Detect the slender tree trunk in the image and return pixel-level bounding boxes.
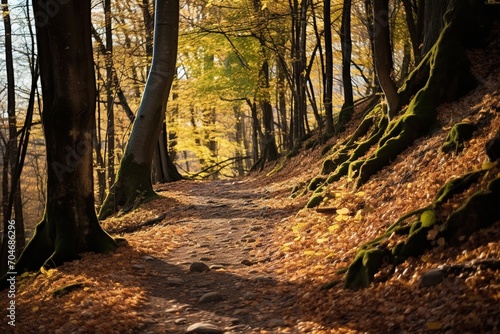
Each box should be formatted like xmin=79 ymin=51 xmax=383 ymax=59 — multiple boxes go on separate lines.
xmin=401 ymin=0 xmax=423 ymax=62
xmin=289 ymin=0 xmax=308 ymax=147
xmin=277 ymin=54 xmax=288 ymax=148
xmin=323 ymin=0 xmax=334 ymax=136
xmin=105 ymin=0 xmax=115 ymax=188
xmin=233 ymin=106 xmax=245 ymax=176
xmin=0 ymin=0 xmax=25 ymax=277
xmin=99 ymin=0 xmax=180 ymax=219
xmin=372 ymin=0 xmax=400 ymax=119
xmin=338 ymin=0 xmax=355 ymax=129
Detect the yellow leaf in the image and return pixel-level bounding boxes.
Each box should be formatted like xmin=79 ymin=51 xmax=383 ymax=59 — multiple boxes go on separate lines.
xmin=32 ymin=306 xmax=39 ymax=312
xmin=316 ymin=238 xmax=328 ymax=244
xmin=303 ymin=250 xmax=315 ymax=256
xmin=328 ymin=225 xmax=339 ymax=233
xmin=335 ymin=215 xmax=346 ymax=222
xmin=482 ymin=161 xmax=494 ymax=170
xmin=426 ymin=321 xmax=443 ymax=330
xmin=336 ymin=207 xmax=349 ymax=215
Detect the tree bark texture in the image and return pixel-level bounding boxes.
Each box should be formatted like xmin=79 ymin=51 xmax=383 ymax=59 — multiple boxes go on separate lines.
xmin=11 ymin=0 xmax=117 ymax=275
xmin=99 ymin=0 xmax=180 ymax=219
xmin=372 ymin=0 xmax=400 ymax=119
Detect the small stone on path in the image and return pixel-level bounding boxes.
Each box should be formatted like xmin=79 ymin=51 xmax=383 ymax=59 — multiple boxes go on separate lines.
xmin=420 ymin=269 xmax=446 ymax=287
xmin=175 ymin=318 xmax=188 ymax=325
xmin=190 ymin=262 xmax=210 ymax=272
xmin=267 ymin=318 xmax=286 ymax=328
xmin=243 ymin=291 xmax=256 ymax=300
xmin=241 ymin=259 xmax=254 ymax=266
xmin=209 ymin=264 xmax=225 ymax=270
xmin=198 ymin=291 xmax=224 ymax=304
xmin=166 ymin=278 xmax=185 ymax=286
xmin=186 ymin=322 xmax=224 ymax=333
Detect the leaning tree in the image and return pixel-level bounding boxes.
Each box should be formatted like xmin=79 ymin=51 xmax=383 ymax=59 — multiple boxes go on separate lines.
xmin=1 ymin=0 xmax=118 ymax=283
xmin=99 ymin=0 xmax=180 ymax=219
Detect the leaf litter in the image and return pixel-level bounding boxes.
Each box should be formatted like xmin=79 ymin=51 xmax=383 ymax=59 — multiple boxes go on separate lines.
xmin=2 ymin=26 xmax=500 ymax=334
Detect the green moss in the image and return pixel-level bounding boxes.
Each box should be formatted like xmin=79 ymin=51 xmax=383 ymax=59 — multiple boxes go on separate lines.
xmin=305 ymin=138 xmax=317 ymax=150
xmin=266 ymin=162 xmax=285 ymax=176
xmin=99 ymin=154 xmax=158 ymax=219
xmin=286 ymin=143 xmax=301 ymax=159
xmin=321 ymin=144 xmax=333 ymax=156
xmin=434 ymin=170 xmax=484 ymax=206
xmin=444 ymin=189 xmax=500 ymax=245
xmin=51 ymin=283 xmax=84 ymax=298
xmin=306 ymin=194 xmax=324 ymax=208
xmin=395 ymin=210 xmax=436 ymax=259
xmin=322 ymin=159 xmax=336 ymax=174
xmin=442 ymin=121 xmax=477 ymax=153
xmin=344 ymin=248 xmax=385 ymax=289
xmin=308 ymin=177 xmax=326 ymax=191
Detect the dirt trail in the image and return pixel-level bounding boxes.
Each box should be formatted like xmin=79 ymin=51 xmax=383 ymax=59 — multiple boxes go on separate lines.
xmin=134 ymin=178 xmax=305 ymax=333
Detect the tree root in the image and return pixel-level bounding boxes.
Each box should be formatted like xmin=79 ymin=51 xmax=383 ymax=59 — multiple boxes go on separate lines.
xmin=343 ymin=170 xmax=498 ymax=290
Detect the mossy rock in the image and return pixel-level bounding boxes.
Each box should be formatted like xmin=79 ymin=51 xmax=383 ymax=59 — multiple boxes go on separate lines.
xmin=321 ymin=144 xmax=333 ymax=156
xmin=308 ymin=177 xmax=326 ymax=191
xmin=306 ymin=194 xmax=324 ymax=208
xmin=394 ymin=210 xmax=436 ymax=260
xmin=305 ymin=138 xmax=317 ymax=150
xmin=344 ymin=248 xmax=385 ymax=289
xmin=444 ymin=188 xmax=500 ymax=245
xmin=322 ymin=159 xmax=336 ymax=174
xmin=442 ymin=121 xmax=477 ymax=153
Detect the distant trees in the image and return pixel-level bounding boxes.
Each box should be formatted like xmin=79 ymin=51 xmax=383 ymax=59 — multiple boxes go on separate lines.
xmin=0 ymin=0 xmax=25 ymax=276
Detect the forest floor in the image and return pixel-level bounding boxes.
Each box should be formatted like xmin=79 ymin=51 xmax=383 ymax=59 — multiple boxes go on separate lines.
xmin=2 ymin=21 xmax=500 ymax=334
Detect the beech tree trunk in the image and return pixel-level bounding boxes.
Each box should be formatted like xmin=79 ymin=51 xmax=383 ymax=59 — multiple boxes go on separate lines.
xmin=99 ymin=0 xmax=180 ymax=219
xmin=372 ymin=0 xmax=400 ymax=119
xmin=338 ymin=0 xmax=354 ymax=129
xmin=323 ymin=0 xmax=334 ymax=136
xmin=8 ymin=0 xmax=118 ymax=277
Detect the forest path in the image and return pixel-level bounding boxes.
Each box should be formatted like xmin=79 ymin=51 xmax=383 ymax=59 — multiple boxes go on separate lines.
xmin=133 ymin=178 xmax=306 ymax=333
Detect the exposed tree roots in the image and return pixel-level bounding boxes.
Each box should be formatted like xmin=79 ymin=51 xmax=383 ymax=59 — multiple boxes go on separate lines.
xmin=343 ymin=169 xmax=500 ymax=289
xmin=305 ymin=14 xmax=474 ymax=209
xmin=99 ymin=154 xmax=160 ymax=220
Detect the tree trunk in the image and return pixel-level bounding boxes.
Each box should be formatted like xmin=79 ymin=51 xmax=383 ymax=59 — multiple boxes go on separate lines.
xmin=152 ymin=122 xmax=183 ymax=183
xmin=0 ymin=0 xmax=25 ymax=277
xmin=289 ymin=0 xmax=308 ymax=147
xmin=105 ymin=0 xmax=116 ymax=188
xmin=338 ymin=0 xmax=355 ymax=130
xmin=401 ymin=0 xmax=424 ymax=63
xmin=422 ymin=0 xmax=448 ymax=54
xmin=323 ymin=0 xmax=334 ymax=136
xmin=372 ymin=0 xmax=400 ymax=119
xmin=9 ymin=0 xmax=118 ymax=276
xmin=99 ymin=0 xmax=180 ymax=219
